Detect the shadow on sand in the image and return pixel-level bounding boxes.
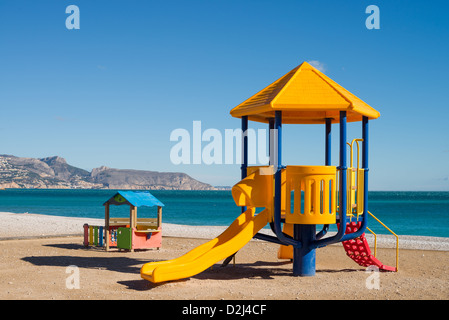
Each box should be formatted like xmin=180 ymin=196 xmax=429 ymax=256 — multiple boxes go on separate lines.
xmin=22 ymin=242 xmax=361 ymax=292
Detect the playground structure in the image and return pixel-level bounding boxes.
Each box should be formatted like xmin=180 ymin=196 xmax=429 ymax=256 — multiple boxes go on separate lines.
xmin=140 ymin=61 xmax=398 ymax=283
xmin=84 ymin=191 xmax=164 ymax=252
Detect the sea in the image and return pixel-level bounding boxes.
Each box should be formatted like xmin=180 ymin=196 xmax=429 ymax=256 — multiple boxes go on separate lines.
xmin=0 ymin=189 xmax=448 ymax=238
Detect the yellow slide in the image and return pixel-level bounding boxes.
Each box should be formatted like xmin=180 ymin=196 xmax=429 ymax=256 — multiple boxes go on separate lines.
xmin=140 ymin=168 xmax=273 ymax=283
xmin=140 ymin=208 xmax=270 ymax=283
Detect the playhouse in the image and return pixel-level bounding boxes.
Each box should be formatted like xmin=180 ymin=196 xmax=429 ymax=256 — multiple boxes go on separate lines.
xmin=84 ymin=191 xmax=164 ymax=252
xmin=140 ymin=61 xmax=398 ymax=283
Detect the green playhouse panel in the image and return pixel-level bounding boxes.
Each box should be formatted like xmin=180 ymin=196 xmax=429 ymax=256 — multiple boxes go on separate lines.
xmin=117 ymin=227 xmax=132 ymax=250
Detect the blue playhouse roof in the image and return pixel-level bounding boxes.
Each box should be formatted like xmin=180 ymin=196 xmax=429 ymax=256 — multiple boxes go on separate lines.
xmin=104 ymin=190 xmax=164 ymax=207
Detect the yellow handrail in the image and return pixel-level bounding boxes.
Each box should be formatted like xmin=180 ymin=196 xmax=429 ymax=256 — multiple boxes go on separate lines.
xmin=347 ymin=139 xmax=363 ymax=169
xmin=366 ymin=227 xmax=377 ymax=257
xmin=367 ymin=211 xmax=399 ymax=271
xmin=346 ymin=139 xmax=364 ymax=219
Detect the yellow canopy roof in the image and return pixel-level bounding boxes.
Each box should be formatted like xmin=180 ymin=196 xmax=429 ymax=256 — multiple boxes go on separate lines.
xmin=230 ymin=61 xmax=380 ymax=124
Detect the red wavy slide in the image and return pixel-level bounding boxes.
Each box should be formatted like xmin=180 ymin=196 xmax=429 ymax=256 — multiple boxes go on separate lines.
xmin=341 ymin=221 xmax=396 ymax=272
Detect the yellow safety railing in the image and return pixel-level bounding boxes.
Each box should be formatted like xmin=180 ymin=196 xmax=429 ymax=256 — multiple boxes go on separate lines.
xmin=347 ymin=139 xmax=364 ymax=219
xmin=336 ymin=139 xmax=365 ymax=220
xmin=366 ymin=211 xmax=399 ymax=271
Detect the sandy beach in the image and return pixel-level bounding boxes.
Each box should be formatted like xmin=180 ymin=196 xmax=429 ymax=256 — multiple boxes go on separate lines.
xmin=0 ymin=212 xmax=448 ymax=300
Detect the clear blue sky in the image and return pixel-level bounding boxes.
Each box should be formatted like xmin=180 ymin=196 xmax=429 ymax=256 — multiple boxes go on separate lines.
xmin=0 ymin=0 xmax=448 ymax=190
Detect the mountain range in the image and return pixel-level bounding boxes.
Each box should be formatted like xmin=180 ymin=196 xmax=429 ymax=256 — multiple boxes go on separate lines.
xmin=0 ymin=155 xmax=215 ymax=190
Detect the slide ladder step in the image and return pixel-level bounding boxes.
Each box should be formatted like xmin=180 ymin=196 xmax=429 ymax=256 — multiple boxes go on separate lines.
xmin=341 ymin=221 xmax=396 ymax=272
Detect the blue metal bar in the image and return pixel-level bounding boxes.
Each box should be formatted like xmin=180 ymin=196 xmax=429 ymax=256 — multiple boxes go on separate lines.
xmin=310 ymin=111 xmax=348 ymax=249
xmin=241 ymin=116 xmax=248 ymax=214
xmin=254 ymin=120 xmax=278 ymax=246
xmin=315 ymin=224 xmax=329 ymax=240
xmin=272 ymin=111 xmax=300 ymax=247
xmin=241 ymin=116 xmax=248 ymax=180
xmin=340 ymin=116 xmax=369 ymax=241
xmin=268 ymin=118 xmax=274 ymax=165
xmin=325 ymin=118 xmax=332 ymax=166
xmin=363 ymin=116 xmax=369 ymax=216
xmin=253 ymin=232 xmax=285 ymax=245
xmin=317 ymin=118 xmax=332 ymax=240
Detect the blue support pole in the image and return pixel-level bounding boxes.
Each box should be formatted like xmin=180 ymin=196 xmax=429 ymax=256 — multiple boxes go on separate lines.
xmin=241 ymin=116 xmax=248 ymax=180
xmin=339 ymin=111 xmax=348 ymax=228
xmin=293 ymin=224 xmax=316 ymax=276
xmin=341 ymin=116 xmax=369 ymax=241
xmin=265 ymin=118 xmax=277 ymax=236
xmin=325 ymin=118 xmax=332 ymax=166
xmin=310 ymin=111 xmax=348 ymax=249
xmin=268 ymin=118 xmax=274 ymax=165
xmin=241 ymin=116 xmax=248 ymax=213
xmin=316 ymin=118 xmax=332 ymax=240
xmin=362 ymin=116 xmax=369 ymax=218
xmin=272 ymin=111 xmax=299 ymax=247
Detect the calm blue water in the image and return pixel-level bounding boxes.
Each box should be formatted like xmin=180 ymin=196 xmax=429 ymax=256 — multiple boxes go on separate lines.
xmin=0 ymin=189 xmax=448 ymax=238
